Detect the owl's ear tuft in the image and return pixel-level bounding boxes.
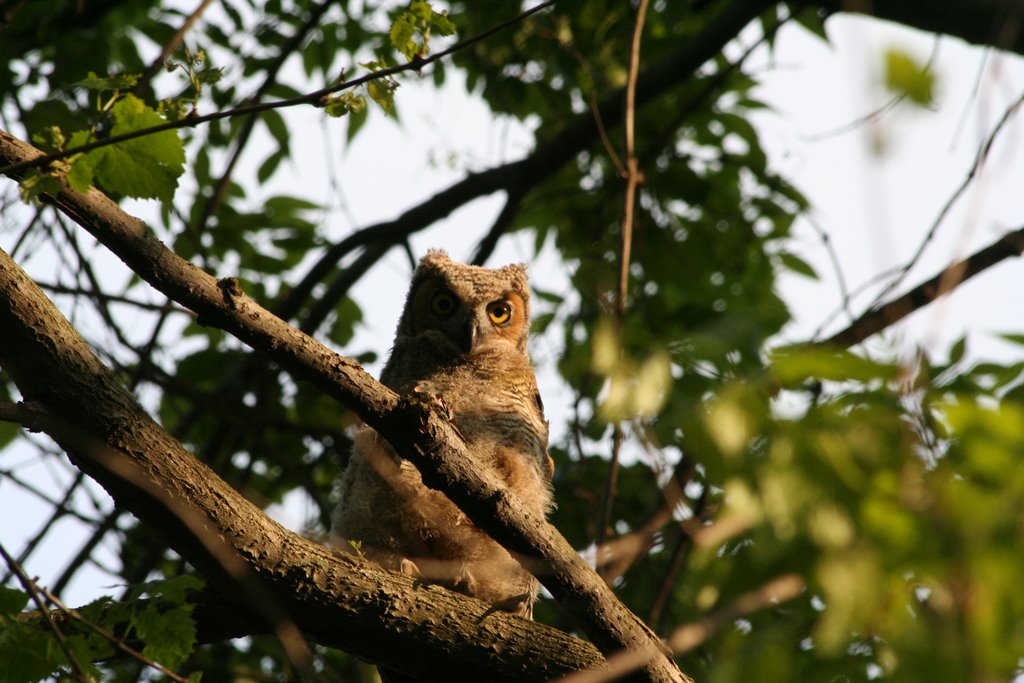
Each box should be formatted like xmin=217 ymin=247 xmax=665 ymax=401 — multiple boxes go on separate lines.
xmin=420 ymin=249 xmax=452 ymax=269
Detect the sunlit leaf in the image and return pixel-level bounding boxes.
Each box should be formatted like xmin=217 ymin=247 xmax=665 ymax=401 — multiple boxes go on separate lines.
xmin=80 ymin=94 xmax=185 ymax=201
xmin=884 ymin=47 xmax=934 ymax=107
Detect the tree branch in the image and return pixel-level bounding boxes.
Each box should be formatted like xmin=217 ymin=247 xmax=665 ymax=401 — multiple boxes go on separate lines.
xmin=822 ymin=0 xmax=1024 ymax=58
xmin=817 ymin=225 xmax=1024 ymax=349
xmin=281 ymin=0 xmax=777 ymax=332
xmin=0 ymin=128 xmax=688 ymax=681
xmin=0 ymin=0 xmax=558 ymax=178
xmin=0 ymin=244 xmax=602 ymax=682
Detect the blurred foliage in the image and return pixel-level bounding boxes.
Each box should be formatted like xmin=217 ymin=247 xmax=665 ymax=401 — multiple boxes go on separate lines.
xmin=884 ymin=47 xmax=935 ymax=107
xmin=1 ymin=1 xmax=1023 ymax=682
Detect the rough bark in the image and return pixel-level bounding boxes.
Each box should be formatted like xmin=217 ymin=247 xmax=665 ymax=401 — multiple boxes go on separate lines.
xmin=0 ymin=128 xmax=687 ymax=681
xmin=0 ymin=244 xmax=604 ymax=681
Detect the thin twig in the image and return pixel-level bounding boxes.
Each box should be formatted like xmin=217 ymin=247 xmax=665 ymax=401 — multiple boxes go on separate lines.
xmin=134 ymin=0 xmax=216 ymax=94
xmin=647 ymin=476 xmax=707 ymax=629
xmin=597 ymin=0 xmax=650 ymax=561
xmin=590 ymin=89 xmax=626 ymax=177
xmin=819 ymin=224 xmax=1024 ymax=348
xmin=470 ymin=187 xmax=526 ymax=265
xmin=0 ymin=543 xmax=91 ymax=683
xmin=189 ymin=0 xmax=336 ymax=242
xmin=667 ymin=573 xmax=805 ymax=653
xmin=0 ymin=0 xmax=559 ymax=178
xmin=865 ymin=89 xmax=1024 ymax=310
xmin=801 ymin=37 xmax=941 ymax=143
xmin=36 ymin=585 xmax=194 ymax=683
xmin=557 ymin=573 xmax=805 ymax=683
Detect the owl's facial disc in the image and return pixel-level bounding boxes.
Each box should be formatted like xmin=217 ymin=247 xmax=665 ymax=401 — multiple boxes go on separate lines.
xmin=459 ymin=294 xmax=523 ymax=355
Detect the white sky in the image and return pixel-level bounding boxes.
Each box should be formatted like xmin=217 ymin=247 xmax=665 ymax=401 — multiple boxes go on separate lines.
xmin=2 ymin=11 xmax=1024 ymax=607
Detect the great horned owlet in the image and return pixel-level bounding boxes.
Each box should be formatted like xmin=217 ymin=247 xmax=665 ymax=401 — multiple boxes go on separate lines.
xmin=331 ymin=249 xmax=555 ymax=623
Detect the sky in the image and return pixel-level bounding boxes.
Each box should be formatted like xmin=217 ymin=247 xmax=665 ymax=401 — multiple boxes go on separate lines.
xmin=754 ymin=15 xmax=1024 ymax=361
xmin=2 ymin=9 xmax=1024 ymax=608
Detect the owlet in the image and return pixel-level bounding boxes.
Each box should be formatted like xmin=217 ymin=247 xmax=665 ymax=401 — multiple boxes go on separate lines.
xmin=332 ymin=249 xmax=555 ymax=621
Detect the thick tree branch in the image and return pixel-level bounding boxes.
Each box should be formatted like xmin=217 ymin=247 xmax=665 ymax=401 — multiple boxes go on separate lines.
xmin=0 ymin=128 xmax=688 ymax=681
xmin=818 ymin=225 xmax=1024 ymax=349
xmin=823 ymin=0 xmax=1024 ymax=58
xmin=0 ymin=244 xmax=602 ymax=681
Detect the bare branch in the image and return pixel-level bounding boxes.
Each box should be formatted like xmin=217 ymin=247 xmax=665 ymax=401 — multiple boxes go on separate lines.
xmin=818 ymin=225 xmax=1024 ymax=348
xmin=134 ymin=0 xmax=216 ymax=95
xmin=0 ymin=542 xmax=91 ymax=683
xmin=558 ymin=574 xmax=806 ymax=683
xmin=865 ymin=89 xmax=1024 ymax=310
xmin=597 ymin=0 xmax=651 ymax=564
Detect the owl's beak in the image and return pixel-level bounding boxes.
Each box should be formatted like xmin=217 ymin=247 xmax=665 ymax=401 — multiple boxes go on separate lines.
xmin=459 ymin=319 xmax=479 ymax=355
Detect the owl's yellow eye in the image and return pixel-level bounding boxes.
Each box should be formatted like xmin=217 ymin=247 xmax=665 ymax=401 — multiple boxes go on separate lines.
xmin=487 ymin=300 xmax=512 ymax=326
xmin=430 ymin=289 xmax=458 ymax=317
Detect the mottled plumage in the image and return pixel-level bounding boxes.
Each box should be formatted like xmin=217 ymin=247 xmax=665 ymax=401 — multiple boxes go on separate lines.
xmin=332 ymin=249 xmax=554 ymax=620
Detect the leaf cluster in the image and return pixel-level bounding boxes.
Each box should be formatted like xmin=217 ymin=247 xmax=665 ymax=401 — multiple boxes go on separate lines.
xmin=0 ymin=577 xmax=202 ymax=683
xmin=2 ymin=1 xmax=1024 ymax=682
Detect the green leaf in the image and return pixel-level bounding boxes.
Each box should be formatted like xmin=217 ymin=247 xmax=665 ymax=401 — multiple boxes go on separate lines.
xmin=389 ymin=1 xmax=456 ymax=61
xmin=367 ymin=80 xmax=397 ymax=115
xmin=75 ymin=71 xmax=139 ymax=92
xmin=262 ymin=108 xmax=290 ymax=151
xmin=17 ymin=168 xmax=62 ymax=204
xmin=81 ymin=94 xmax=185 ymax=201
xmin=429 ymin=8 xmax=456 ymax=36
xmin=324 ymin=92 xmax=367 ymax=118
xmin=0 ymin=383 xmax=19 ymax=453
xmin=884 ymin=48 xmax=934 ymax=107
xmin=257 ymin=150 xmax=285 ymax=183
xmin=772 ymin=347 xmax=899 ymax=385
xmin=390 ymin=13 xmax=418 ymax=60
xmin=346 ymin=105 xmax=369 ymax=142
xmin=0 ymin=420 xmax=18 ymax=453
xmin=136 ymin=603 xmax=197 ymax=669
xmin=777 ymin=251 xmax=818 ymax=280
xmin=793 ymin=5 xmax=829 ymax=44
xmin=0 ymin=586 xmax=29 ymax=616
xmin=998 ymin=332 xmax=1024 ymax=347
xmin=327 ymin=297 xmax=363 ymax=347
xmin=30 ymin=126 xmax=65 ymax=152
xmin=0 ymin=621 xmax=64 ymax=683
xmin=948 ymin=335 xmax=967 ymax=365
xmin=264 ymin=195 xmax=320 ymax=213
xmin=126 ymin=574 xmax=204 ymax=603
xmin=65 ymin=153 xmax=96 ymax=192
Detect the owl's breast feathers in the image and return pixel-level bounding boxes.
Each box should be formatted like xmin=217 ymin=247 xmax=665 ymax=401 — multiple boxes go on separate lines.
xmin=334 ymin=250 xmax=553 ymax=631
xmin=417 ymin=354 xmax=553 ymax=487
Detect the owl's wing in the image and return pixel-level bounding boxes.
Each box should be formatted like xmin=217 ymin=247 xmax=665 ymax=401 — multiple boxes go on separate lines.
xmin=533 ymin=390 xmax=555 ymax=480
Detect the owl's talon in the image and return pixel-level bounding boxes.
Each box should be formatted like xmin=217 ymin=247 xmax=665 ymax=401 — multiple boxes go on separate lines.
xmin=454 ymin=566 xmax=479 ymax=595
xmin=491 ymin=591 xmax=534 ymax=618
xmin=399 ymin=558 xmax=423 ymax=579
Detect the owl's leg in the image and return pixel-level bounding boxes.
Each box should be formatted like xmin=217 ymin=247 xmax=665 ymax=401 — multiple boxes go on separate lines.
xmin=452 ymin=564 xmax=479 ymax=596
xmin=491 ymin=591 xmax=534 ymax=619
xmin=399 ymin=557 xmax=423 ymax=579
